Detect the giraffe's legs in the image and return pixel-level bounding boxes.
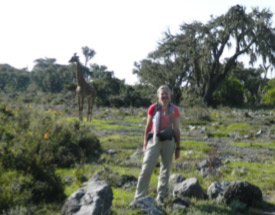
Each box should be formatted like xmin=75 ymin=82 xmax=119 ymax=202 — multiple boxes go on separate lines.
xmin=78 ymin=94 xmax=84 ymax=121
xmin=87 ymin=96 xmax=94 ymax=121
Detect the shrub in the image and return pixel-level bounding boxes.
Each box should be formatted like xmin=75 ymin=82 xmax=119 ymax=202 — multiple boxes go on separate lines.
xmin=213 ymin=76 xmax=245 ymax=107
xmin=0 ymin=105 xmax=102 ymax=210
xmin=262 ymin=88 xmax=275 ymax=106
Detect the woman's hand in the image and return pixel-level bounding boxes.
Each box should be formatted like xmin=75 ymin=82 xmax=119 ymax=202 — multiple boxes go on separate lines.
xmin=143 ymin=140 xmax=148 ymax=152
xmin=175 ymin=148 xmax=180 ymax=159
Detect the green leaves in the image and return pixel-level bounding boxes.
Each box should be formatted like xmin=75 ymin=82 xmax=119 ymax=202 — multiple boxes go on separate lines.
xmin=135 ymin=5 xmax=275 ymax=106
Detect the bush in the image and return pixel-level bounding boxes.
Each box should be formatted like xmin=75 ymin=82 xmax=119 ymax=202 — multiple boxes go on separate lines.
xmin=0 ymin=105 xmax=102 ymax=210
xmin=262 ymin=88 xmax=275 ymax=106
xmin=213 ymin=76 xmax=245 ymax=107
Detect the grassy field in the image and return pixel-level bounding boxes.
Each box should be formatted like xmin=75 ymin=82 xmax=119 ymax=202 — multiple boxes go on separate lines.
xmin=60 ymin=106 xmax=275 ymax=215
xmin=1 ymin=105 xmax=275 ymax=215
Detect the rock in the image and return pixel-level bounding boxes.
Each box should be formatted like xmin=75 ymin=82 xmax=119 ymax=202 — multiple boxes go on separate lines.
xmin=200 ymin=127 xmax=206 ymax=133
xmin=120 ymin=174 xmax=137 ymax=189
xmin=93 ymin=167 xmax=137 ymax=189
xmin=174 ymin=161 xmax=193 ymax=171
xmin=170 ymin=198 xmax=189 ymax=211
xmin=207 ymin=181 xmax=230 ymax=201
xmin=129 ymin=196 xmax=165 ymax=215
xmin=200 ymin=168 xmax=209 ymax=178
xmin=197 ymin=159 xmax=208 ymax=169
xmin=223 ymin=181 xmax=263 ymax=208
xmin=64 ymin=176 xmax=75 ymax=185
xmin=197 ymin=158 xmax=222 ymax=178
xmin=169 ymin=174 xmax=185 ymax=185
xmin=173 ymin=178 xmax=206 ymax=200
xmin=255 ymin=129 xmax=262 ymax=138
xmin=62 ymin=178 xmax=113 ymax=215
xmin=124 ymin=148 xmax=143 ymax=167
xmin=188 ymin=125 xmax=196 ymax=131
xmin=203 ymin=135 xmax=209 ymax=141
xmin=184 ymin=150 xmax=194 ymax=156
xmin=106 ymin=149 xmax=117 ymax=155
xmin=231 ymin=167 xmax=248 ymax=176
xmin=169 ymin=174 xmax=185 ymax=193
xmin=243 ymin=134 xmax=251 ymax=139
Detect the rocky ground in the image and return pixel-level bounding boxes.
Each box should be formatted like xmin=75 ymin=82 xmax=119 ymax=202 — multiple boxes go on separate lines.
xmin=91 ymin=107 xmax=275 ymax=214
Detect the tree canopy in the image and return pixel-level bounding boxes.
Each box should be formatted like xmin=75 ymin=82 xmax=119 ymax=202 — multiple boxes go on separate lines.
xmin=134 ymin=5 xmax=275 ymax=105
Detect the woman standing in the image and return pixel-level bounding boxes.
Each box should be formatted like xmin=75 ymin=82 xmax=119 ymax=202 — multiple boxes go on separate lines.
xmin=133 ymin=85 xmax=181 ymax=206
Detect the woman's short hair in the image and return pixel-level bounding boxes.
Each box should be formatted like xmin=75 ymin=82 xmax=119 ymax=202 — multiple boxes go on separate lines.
xmin=157 ymin=85 xmax=171 ymax=96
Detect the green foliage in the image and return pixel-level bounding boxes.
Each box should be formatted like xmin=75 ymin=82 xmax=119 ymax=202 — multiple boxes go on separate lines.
xmin=231 ymin=141 xmax=275 ymax=149
xmin=225 ymin=123 xmax=251 ymax=132
xmin=92 ymin=76 xmax=124 ymax=106
xmin=135 ymin=5 xmax=275 ymax=106
xmin=82 ymin=46 xmax=96 ymax=66
xmin=213 ymin=76 xmax=245 ymax=107
xmin=109 ymin=85 xmax=151 ymax=108
xmin=31 ymin=58 xmax=74 ymax=93
xmin=221 ymin=161 xmax=275 ymax=191
xmin=0 ymin=105 xmax=102 ymax=211
xmin=263 ymin=78 xmax=275 ymax=91
xmin=262 ymin=88 xmax=275 ymax=106
xmin=232 ymin=65 xmax=267 ymax=105
xmin=182 ymin=141 xmax=212 ymax=154
xmin=92 ymin=76 xmax=151 ymax=107
xmin=0 ymin=64 xmax=31 ymax=92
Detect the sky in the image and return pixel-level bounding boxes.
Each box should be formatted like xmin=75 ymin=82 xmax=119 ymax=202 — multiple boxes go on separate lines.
xmin=0 ymin=0 xmax=274 ymax=85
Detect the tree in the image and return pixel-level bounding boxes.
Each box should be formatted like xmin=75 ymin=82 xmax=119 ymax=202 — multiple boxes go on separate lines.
xmin=133 ymin=54 xmax=187 ymax=104
xmin=134 ymin=5 xmax=275 ymax=106
xmin=32 ymin=58 xmax=74 ymax=93
xmin=0 ymin=64 xmax=30 ymax=92
xmin=92 ymin=75 xmax=123 ymax=106
xmin=212 ymin=76 xmax=245 ymax=107
xmin=232 ymin=64 xmax=268 ymax=105
xmin=82 ymin=46 xmax=96 ymax=67
xmin=261 ymin=78 xmax=275 ymax=106
xmin=89 ymin=63 xmax=114 ymax=80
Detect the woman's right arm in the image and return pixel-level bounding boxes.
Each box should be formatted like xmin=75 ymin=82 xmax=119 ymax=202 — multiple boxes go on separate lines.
xmin=143 ymin=114 xmax=153 ymax=152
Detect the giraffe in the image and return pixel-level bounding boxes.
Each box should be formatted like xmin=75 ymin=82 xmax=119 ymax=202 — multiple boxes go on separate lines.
xmin=69 ymin=53 xmax=96 ymax=121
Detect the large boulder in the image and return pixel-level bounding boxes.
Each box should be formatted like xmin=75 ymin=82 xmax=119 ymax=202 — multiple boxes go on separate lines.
xmin=62 ymin=178 xmax=113 ymax=215
xmin=173 ymin=178 xmax=206 ymax=200
xmin=223 ymin=181 xmax=263 ymax=208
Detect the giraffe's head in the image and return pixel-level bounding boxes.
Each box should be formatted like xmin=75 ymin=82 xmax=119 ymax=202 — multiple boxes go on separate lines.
xmin=69 ymin=53 xmax=79 ymax=63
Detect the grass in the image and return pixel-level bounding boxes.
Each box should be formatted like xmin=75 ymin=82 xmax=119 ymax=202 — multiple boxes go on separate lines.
xmin=225 ymin=123 xmax=251 ymax=132
xmin=100 ymin=134 xmax=143 ymax=150
xmin=112 ymin=188 xmax=135 ymax=212
xmin=224 ymin=162 xmax=275 ymax=191
xmin=230 ymin=141 xmax=275 ymax=149
xmin=182 ymin=141 xmax=212 ymax=155
xmin=2 ymin=106 xmax=275 ymax=215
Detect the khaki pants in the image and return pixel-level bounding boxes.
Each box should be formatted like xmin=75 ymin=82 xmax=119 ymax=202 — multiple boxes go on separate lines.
xmin=134 ymin=137 xmax=176 ymax=200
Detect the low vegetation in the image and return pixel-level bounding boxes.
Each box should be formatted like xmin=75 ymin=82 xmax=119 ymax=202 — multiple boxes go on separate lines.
xmin=0 ymin=103 xmax=274 ymax=215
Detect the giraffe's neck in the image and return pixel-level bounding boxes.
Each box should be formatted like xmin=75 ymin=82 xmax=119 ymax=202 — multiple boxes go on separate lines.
xmin=76 ymin=62 xmax=86 ymax=85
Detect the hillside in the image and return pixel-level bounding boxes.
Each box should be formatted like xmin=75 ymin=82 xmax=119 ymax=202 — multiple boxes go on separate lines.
xmin=0 ymin=105 xmax=275 ymax=215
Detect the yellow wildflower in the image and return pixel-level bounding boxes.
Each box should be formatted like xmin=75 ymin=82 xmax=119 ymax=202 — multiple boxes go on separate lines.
xmin=44 ymin=133 xmax=49 ymax=140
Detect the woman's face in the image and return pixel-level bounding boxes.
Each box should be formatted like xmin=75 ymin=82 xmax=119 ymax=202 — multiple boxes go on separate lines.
xmin=158 ymin=89 xmax=170 ymax=105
